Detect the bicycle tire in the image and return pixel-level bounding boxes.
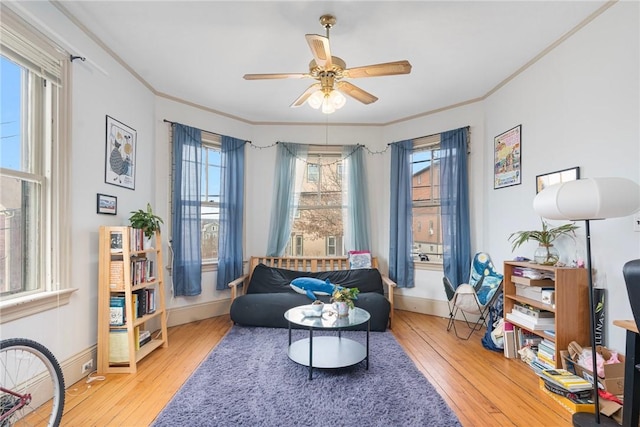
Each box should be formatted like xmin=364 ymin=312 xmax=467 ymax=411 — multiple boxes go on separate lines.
xmin=0 ymin=338 xmax=65 ymax=427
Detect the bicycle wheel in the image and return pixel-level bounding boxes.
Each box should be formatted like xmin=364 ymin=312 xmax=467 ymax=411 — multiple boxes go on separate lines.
xmin=0 ymin=338 xmax=65 ymax=427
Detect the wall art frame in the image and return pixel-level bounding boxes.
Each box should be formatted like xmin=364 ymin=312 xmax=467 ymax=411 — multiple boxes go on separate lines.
xmin=536 ymin=166 xmax=580 ymax=194
xmin=105 ymin=115 xmax=136 ymax=190
xmin=494 ymin=124 xmax=522 ymax=189
xmin=97 ymin=193 xmax=117 ymax=215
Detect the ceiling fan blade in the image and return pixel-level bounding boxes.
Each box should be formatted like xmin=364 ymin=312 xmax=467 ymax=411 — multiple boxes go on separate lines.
xmin=290 ymin=83 xmax=321 ymax=107
xmin=305 ymin=34 xmax=332 ymax=69
xmin=243 ymin=73 xmax=308 ymax=80
xmin=336 ymin=81 xmax=378 ymax=105
xmin=343 ymin=60 xmax=412 ymax=78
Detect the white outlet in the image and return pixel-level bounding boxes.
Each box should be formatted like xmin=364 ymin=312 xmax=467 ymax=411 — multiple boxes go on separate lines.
xmin=81 ymin=360 xmax=93 ymax=374
xmin=634 ymin=213 xmax=640 ymax=232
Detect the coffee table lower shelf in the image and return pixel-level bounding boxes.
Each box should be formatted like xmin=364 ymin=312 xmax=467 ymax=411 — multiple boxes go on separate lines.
xmin=288 ymin=336 xmax=367 ymax=371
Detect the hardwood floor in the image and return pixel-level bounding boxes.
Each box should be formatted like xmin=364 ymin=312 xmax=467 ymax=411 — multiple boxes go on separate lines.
xmin=61 ymin=311 xmax=573 ymax=426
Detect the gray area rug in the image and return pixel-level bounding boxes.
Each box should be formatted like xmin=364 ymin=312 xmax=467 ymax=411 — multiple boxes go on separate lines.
xmin=152 ymin=326 xmax=461 ymax=427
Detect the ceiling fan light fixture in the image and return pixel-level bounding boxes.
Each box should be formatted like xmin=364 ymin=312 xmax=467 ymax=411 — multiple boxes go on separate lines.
xmin=308 ymin=90 xmax=325 ymax=109
xmin=328 ymin=90 xmax=346 ymax=109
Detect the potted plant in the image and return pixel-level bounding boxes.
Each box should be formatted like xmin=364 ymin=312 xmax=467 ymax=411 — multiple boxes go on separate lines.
xmin=508 ymin=219 xmax=579 ymax=265
xmin=331 ymin=287 xmax=360 ymax=317
xmin=129 ymin=203 xmax=164 ymax=244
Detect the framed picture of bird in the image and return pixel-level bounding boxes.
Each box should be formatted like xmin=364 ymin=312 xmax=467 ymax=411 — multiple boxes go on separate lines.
xmin=105 ymin=115 xmax=136 ymax=190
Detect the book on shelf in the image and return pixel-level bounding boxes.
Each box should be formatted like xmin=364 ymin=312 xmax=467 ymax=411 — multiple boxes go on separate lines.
xmin=109 ymin=295 xmax=126 ymax=326
xmin=512 ymin=267 xmax=555 ymax=280
xmin=506 ymin=310 xmax=555 ymax=331
xmin=514 ymin=284 xmax=555 ymax=302
xmin=513 ymin=303 xmax=554 ymax=319
xmin=540 ymin=369 xmax=593 ymax=392
xmin=133 ymin=289 xmax=148 ymax=318
xmin=503 ymin=322 xmax=517 ymax=359
xmin=109 ymin=330 xmax=129 ymax=363
xmin=146 ymin=288 xmax=156 ymax=314
xmin=110 ymin=231 xmax=123 ymax=253
xmin=139 ymin=330 xmax=151 ymax=348
xmin=109 ymin=261 xmax=125 ymax=290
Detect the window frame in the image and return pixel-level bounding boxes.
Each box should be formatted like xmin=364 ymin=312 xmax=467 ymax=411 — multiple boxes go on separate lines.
xmin=200 ymin=137 xmax=221 ymax=265
xmin=411 ymin=135 xmax=443 ymax=270
xmin=0 ymin=6 xmax=74 ymax=323
xmin=289 ymin=148 xmax=346 ymax=257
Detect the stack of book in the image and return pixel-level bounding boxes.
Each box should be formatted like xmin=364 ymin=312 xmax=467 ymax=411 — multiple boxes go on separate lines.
xmin=538 ymin=369 xmax=593 ymax=408
xmin=512 ymin=267 xmax=555 ymax=280
xmin=537 ymin=338 xmax=556 ymax=368
xmin=505 ymin=303 xmax=555 ymax=331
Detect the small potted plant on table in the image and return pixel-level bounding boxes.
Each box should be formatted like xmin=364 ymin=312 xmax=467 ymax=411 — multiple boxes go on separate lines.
xmin=331 ymin=287 xmax=360 ymax=317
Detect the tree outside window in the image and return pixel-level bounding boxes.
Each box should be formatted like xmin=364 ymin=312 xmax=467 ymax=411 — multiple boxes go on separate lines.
xmin=289 ymin=153 xmax=345 ymax=257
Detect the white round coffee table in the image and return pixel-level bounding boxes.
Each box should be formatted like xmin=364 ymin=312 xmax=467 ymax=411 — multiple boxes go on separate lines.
xmin=284 ymin=304 xmax=370 ymax=380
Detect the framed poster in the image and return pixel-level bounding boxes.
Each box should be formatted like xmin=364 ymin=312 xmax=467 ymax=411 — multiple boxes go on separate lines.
xmin=536 ymin=166 xmax=580 ymax=194
xmin=494 ymin=125 xmax=522 ymax=189
xmin=105 ymin=115 xmax=136 ymax=190
xmin=97 ymin=193 xmax=117 ymax=215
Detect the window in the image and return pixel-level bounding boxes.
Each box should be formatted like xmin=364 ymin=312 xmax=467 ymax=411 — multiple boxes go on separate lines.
xmin=411 ymin=136 xmax=443 ymax=263
xmin=289 ymin=151 xmax=345 ymax=257
xmin=307 ymin=163 xmax=319 ymax=183
xmin=200 ymin=139 xmax=221 ymax=261
xmin=0 ymin=8 xmax=72 ymax=321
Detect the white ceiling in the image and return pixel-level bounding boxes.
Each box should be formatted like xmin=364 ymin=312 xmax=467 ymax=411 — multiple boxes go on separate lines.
xmin=56 ymin=1 xmax=610 ymax=125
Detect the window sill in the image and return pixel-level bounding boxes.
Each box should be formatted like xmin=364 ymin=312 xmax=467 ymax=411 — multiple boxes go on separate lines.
xmin=0 ymin=288 xmax=78 ymax=324
xmin=202 ymin=261 xmax=218 ymax=273
xmin=414 ymin=261 xmax=443 ymax=272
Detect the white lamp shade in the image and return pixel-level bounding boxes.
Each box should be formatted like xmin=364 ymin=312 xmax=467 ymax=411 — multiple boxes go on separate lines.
xmin=533 ymin=177 xmax=640 ymax=220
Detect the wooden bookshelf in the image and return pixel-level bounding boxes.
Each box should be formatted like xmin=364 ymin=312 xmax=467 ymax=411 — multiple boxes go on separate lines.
xmin=503 ymin=261 xmax=589 ymax=367
xmin=97 ymin=226 xmax=168 ymax=374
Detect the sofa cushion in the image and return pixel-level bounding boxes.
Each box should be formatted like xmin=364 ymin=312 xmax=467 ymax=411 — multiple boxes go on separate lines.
xmin=247 ymin=263 xmax=384 ymax=295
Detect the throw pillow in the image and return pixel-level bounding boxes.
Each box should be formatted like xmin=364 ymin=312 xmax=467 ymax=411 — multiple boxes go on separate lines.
xmin=348 ymin=250 xmax=372 ymax=269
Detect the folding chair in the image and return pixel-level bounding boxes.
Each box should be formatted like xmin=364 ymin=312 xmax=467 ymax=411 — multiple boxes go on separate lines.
xmin=445 ymin=252 xmax=504 ymax=340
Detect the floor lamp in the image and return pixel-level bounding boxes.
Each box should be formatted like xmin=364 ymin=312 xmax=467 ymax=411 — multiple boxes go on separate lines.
xmin=533 ymin=177 xmax=640 ymax=426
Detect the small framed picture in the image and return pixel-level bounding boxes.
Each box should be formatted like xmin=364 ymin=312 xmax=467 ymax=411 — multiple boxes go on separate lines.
xmin=536 ymin=167 xmax=580 ymax=194
xmin=97 ymin=193 xmax=117 ymax=215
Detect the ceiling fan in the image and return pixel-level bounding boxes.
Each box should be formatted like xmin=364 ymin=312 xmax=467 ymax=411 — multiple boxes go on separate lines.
xmin=243 ymin=14 xmax=412 ymax=113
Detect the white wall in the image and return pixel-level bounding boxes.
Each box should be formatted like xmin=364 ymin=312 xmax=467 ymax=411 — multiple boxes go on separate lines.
xmin=483 ymin=1 xmax=640 ymax=351
xmin=2 ymin=2 xmax=157 ymax=369
xmin=2 ymin=0 xmax=638 ymax=375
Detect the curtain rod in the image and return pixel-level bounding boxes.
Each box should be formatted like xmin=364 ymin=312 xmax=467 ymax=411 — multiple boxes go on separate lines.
xmin=163 ymin=119 xmax=252 ymax=144
xmin=387 ymin=125 xmax=471 ymax=146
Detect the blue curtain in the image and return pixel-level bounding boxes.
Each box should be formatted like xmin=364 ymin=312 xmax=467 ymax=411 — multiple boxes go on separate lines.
xmin=344 ymin=145 xmax=371 ymax=251
xmin=216 ymin=135 xmax=245 ymax=290
xmin=171 ymin=124 xmax=202 ymax=296
xmin=266 ymin=142 xmax=308 ymax=256
xmin=440 ymin=127 xmax=471 ymax=289
xmin=389 ymin=139 xmax=414 ymax=288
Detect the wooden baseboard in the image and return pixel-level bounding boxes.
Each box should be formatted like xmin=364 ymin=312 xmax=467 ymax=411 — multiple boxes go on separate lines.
xmin=61 ymin=346 xmax=97 ymax=389
xmin=394 ymin=294 xmax=481 ymax=323
xmin=165 ymin=299 xmax=230 ymax=328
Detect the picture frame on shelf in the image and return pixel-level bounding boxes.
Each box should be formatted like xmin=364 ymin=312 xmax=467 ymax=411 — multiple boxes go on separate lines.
xmin=535 ymin=167 xmax=580 ymax=194
xmin=97 ymin=193 xmax=117 ymax=215
xmin=494 ymin=124 xmax=522 ymax=189
xmin=105 ymin=115 xmax=136 ymax=190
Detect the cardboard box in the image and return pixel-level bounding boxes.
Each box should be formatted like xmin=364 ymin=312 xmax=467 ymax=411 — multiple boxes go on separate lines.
xmin=561 ymin=347 xmax=625 ymax=396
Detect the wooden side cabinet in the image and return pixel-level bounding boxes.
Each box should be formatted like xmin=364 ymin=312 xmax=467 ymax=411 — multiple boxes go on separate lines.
xmin=503 ymin=261 xmax=589 ymax=367
xmin=97 ymin=226 xmax=168 ymax=374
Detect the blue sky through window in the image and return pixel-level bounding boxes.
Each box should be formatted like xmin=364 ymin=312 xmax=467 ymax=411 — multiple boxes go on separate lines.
xmin=1 ymin=56 xmax=22 ymax=171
